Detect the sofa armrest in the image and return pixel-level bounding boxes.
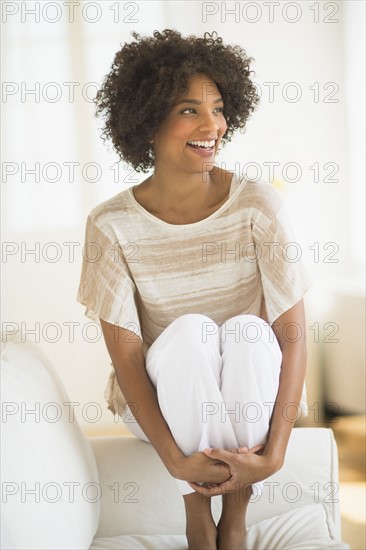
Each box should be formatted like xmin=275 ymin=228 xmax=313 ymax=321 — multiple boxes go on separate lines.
xmin=88 ymin=427 xmax=342 ymax=540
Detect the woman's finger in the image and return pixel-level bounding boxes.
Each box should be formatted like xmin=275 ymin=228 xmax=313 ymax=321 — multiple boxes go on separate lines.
xmin=188 ymin=481 xmax=221 ymax=496
xmin=188 ymin=480 xmax=235 ymax=496
xmin=248 ymin=444 xmax=265 ymax=454
xmin=203 ymin=447 xmax=237 ymax=463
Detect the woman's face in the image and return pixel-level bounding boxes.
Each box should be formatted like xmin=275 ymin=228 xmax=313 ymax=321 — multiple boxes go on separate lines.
xmin=151 ymin=73 xmax=228 ymax=173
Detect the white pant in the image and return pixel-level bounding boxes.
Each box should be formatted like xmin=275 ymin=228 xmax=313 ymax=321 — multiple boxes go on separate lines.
xmin=122 ymin=313 xmax=282 ymax=496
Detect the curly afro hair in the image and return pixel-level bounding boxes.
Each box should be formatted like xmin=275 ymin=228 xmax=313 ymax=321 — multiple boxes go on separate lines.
xmin=94 ymin=28 xmax=260 ymax=173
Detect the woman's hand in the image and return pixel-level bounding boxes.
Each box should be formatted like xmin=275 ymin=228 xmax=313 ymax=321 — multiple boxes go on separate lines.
xmin=187 ymin=445 xmax=282 ymax=497
xmin=172 ymin=451 xmax=231 ymax=484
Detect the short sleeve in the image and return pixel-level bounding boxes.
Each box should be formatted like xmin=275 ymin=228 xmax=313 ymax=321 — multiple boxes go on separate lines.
xmin=76 ymin=215 xmax=142 ymax=340
xmin=255 ymin=205 xmax=314 ymax=326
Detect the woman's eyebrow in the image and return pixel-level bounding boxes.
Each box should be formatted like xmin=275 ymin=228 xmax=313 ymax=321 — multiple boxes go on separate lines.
xmin=174 ymin=97 xmax=224 ymax=106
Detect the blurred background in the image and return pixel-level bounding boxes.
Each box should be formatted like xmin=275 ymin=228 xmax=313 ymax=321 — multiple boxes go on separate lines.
xmin=1 ymin=1 xmax=365 ymax=547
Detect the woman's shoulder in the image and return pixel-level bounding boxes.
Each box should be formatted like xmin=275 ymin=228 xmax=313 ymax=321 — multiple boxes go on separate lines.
xmin=87 ymin=187 xmax=134 ymax=227
xmin=236 ymin=174 xmax=284 ymax=219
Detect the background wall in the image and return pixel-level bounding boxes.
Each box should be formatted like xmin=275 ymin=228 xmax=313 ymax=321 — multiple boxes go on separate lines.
xmin=2 ymin=0 xmax=365 ymax=434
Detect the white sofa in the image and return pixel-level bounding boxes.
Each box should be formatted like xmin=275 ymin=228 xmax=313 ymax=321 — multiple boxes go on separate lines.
xmin=1 ymin=337 xmax=350 ymax=549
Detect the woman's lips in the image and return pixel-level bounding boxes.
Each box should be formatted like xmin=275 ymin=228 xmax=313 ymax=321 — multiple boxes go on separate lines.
xmin=186 ymin=143 xmax=216 ymax=157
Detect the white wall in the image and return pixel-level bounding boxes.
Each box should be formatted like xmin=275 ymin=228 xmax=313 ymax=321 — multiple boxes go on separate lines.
xmin=2 ymin=0 xmax=364 ymax=434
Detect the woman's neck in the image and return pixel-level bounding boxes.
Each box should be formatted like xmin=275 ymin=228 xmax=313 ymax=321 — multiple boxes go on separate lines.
xmin=133 ymin=165 xmax=233 ymax=224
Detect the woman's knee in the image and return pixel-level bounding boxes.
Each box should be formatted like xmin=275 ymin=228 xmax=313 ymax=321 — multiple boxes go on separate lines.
xmin=146 ymin=313 xmax=220 ymax=365
xmin=165 ymin=313 xmax=218 ymax=343
xmin=220 ymin=314 xmax=281 ymax=357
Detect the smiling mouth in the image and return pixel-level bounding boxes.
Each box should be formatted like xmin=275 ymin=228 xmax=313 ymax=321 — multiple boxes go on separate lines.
xmin=186 ymin=139 xmax=217 ymax=151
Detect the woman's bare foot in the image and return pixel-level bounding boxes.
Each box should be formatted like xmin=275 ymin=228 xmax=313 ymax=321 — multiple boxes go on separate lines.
xmin=183 ymin=491 xmax=217 ymax=549
xmin=217 ymin=485 xmax=253 ymax=550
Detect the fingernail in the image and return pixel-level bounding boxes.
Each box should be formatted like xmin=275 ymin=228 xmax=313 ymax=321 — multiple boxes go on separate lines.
xmin=204 ymin=448 xmax=213 ymax=453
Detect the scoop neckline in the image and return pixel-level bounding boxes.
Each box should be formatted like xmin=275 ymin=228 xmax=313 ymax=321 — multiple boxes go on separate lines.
xmin=126 ymin=171 xmax=247 ymax=228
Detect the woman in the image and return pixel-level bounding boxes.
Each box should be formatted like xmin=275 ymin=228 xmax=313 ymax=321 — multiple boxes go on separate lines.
xmin=77 ymin=29 xmax=313 ymax=550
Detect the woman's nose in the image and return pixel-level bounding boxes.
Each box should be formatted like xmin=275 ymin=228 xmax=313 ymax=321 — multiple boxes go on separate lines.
xmin=198 ymin=112 xmax=221 ymax=132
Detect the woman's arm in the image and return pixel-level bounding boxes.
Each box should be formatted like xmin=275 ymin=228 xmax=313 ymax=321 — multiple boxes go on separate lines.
xmin=188 ymin=298 xmax=307 ymax=495
xmin=100 ymin=319 xmax=231 ymax=483
xmin=262 ymin=298 xmax=307 ymax=468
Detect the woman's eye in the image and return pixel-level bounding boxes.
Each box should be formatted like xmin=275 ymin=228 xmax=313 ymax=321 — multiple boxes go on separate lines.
xmin=180 ymin=107 xmax=224 ymax=115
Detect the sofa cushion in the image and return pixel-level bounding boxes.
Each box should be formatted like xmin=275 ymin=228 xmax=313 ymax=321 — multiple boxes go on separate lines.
xmin=89 ymin=503 xmax=350 ymax=549
xmin=1 ymin=338 xmax=100 ymax=550
xmin=245 ymin=503 xmax=350 ymax=549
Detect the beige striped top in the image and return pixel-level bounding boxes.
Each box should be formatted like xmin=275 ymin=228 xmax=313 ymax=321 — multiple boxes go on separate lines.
xmin=77 ymin=172 xmax=313 ymax=415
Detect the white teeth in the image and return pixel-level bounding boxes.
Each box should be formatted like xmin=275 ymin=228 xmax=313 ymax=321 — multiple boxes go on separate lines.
xmin=188 ymin=140 xmax=215 ymax=148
